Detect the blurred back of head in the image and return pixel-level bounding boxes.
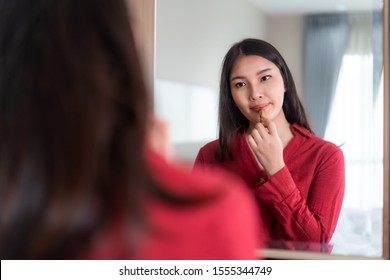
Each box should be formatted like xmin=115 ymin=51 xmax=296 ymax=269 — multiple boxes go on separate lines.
xmin=0 ymin=0 xmax=152 ymax=259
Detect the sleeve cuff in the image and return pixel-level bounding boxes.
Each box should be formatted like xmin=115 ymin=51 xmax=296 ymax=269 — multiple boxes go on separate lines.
xmin=256 ymin=166 xmax=297 ymax=204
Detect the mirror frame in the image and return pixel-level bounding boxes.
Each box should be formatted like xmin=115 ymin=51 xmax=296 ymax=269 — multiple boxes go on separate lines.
xmin=130 ymin=0 xmax=389 ymax=260
xmin=383 ymin=0 xmax=389 ymax=261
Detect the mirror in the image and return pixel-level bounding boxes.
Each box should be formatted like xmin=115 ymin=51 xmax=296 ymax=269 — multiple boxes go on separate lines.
xmin=153 ymin=0 xmax=388 ymax=259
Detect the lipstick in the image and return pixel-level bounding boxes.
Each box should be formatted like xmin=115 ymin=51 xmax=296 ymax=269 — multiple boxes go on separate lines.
xmin=259 ymin=109 xmax=265 ymax=123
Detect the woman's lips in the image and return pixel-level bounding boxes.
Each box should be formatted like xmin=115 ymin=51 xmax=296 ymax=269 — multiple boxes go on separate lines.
xmin=251 ymin=104 xmax=269 ymax=123
xmin=251 ymin=104 xmax=269 ymax=112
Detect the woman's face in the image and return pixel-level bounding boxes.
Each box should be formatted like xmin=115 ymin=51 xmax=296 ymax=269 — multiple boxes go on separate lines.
xmin=230 ymin=55 xmax=286 ymax=128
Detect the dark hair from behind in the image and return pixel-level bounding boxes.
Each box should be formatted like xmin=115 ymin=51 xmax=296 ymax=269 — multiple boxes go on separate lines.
xmin=217 ymin=38 xmax=312 ymax=161
xmin=0 ymin=0 xmax=152 ymax=259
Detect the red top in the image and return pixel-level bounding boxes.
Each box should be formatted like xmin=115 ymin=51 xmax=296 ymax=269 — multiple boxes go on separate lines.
xmin=194 ymin=124 xmax=345 ymax=243
xmin=87 ymin=150 xmax=263 ymax=260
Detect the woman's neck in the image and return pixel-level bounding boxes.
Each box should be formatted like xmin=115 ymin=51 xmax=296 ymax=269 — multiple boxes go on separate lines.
xmin=276 ymin=118 xmax=294 ymax=148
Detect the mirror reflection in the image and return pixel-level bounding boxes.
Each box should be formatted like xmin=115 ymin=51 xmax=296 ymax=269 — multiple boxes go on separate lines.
xmin=154 ymin=0 xmax=384 ymax=258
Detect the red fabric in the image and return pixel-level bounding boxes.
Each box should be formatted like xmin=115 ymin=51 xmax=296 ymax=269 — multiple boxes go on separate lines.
xmin=87 ymin=150 xmax=263 ymax=260
xmin=194 ymin=124 xmax=345 ymax=243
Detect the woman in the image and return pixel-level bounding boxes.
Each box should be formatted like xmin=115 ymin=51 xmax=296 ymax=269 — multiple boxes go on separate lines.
xmin=0 ymin=0 xmax=261 ymax=259
xmin=195 ymin=38 xmax=345 ymax=244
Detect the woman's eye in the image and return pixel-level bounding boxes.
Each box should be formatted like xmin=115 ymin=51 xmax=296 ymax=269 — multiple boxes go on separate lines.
xmin=261 ymin=75 xmax=271 ymax=81
xmin=234 ymin=82 xmax=246 ymax=88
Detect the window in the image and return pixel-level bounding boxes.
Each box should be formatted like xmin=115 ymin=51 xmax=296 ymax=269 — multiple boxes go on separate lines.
xmin=325 ymin=53 xmax=383 ymax=257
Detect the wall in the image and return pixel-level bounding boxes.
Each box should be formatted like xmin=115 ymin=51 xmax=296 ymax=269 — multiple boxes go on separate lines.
xmin=156 ymin=0 xmax=268 ymax=89
xmin=155 ymin=0 xmax=304 ymax=162
xmin=265 ymin=15 xmax=304 ymax=96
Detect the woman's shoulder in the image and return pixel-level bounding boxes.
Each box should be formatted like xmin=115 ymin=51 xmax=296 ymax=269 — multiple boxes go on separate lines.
xmin=198 ymin=139 xmax=219 ymax=154
xmin=141 ymin=149 xmax=262 ymax=259
xmin=88 ymin=150 xmax=261 ymax=260
xmin=193 ymin=139 xmax=220 ymax=165
xmin=292 ymin=124 xmax=343 ymax=156
xmin=147 ymin=148 xmax=248 ymax=200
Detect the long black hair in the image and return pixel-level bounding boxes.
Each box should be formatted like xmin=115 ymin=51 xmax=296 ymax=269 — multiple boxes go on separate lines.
xmin=0 ymin=0 xmax=151 ymax=259
xmin=217 ymin=38 xmax=312 ymax=161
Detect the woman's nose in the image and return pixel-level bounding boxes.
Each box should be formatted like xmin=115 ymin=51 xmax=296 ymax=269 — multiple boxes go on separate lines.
xmin=249 ymin=84 xmax=263 ymax=100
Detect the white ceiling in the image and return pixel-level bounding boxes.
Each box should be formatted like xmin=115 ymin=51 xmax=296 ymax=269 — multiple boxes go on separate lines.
xmin=248 ymin=0 xmax=383 ymax=15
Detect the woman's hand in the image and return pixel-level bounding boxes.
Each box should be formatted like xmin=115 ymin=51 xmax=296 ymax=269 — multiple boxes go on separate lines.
xmin=247 ymin=122 xmax=285 ymax=177
xmin=146 ymin=115 xmax=173 ymax=161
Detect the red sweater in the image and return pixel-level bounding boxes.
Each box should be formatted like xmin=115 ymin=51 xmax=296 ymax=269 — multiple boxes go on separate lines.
xmin=194 ymin=124 xmax=345 ymax=243
xmin=87 ymin=150 xmax=262 ymax=259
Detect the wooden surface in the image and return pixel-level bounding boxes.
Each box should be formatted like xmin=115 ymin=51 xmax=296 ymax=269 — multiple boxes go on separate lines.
xmin=126 ymin=0 xmax=155 ymax=93
xmin=127 ymin=0 xmax=390 ymax=260
xmin=258 ymin=248 xmax=382 ymax=260
xmin=383 ymin=0 xmax=389 ymax=260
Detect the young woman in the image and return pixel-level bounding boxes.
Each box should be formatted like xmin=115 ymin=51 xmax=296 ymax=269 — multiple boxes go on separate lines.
xmin=0 ymin=0 xmax=262 ymax=259
xmin=194 ymin=38 xmax=345 ymax=244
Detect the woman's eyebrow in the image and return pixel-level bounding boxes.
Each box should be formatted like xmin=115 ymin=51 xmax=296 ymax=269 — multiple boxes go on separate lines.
xmin=256 ymin=68 xmax=272 ymax=75
xmin=231 ymin=68 xmax=272 ymax=81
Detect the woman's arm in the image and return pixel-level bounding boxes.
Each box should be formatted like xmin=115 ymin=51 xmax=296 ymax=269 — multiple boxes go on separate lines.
xmin=256 ymin=147 xmax=345 ymax=243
